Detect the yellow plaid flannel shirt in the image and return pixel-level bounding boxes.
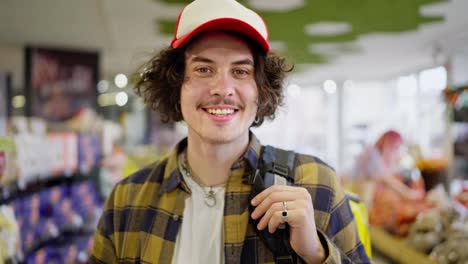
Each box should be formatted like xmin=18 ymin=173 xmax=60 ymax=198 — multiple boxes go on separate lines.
xmin=91 ymin=133 xmax=370 ymax=263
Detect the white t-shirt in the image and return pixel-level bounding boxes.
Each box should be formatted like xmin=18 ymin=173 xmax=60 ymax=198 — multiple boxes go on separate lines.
xmin=172 ymin=153 xmax=226 ymax=264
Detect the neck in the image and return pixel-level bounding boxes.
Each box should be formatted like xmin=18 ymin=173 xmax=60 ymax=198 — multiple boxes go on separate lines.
xmin=186 ymin=133 xmax=250 ymax=187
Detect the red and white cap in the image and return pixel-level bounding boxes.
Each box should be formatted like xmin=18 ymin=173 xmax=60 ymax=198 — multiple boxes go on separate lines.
xmin=171 ymin=0 xmax=270 ymax=52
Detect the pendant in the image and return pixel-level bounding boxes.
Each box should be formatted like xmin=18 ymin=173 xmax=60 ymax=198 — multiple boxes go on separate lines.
xmin=204 ymin=189 xmax=216 ymax=207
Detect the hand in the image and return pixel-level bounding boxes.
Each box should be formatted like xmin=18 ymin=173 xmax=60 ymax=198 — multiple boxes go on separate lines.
xmin=250 ymin=185 xmax=326 ymax=264
xmin=403 ymin=189 xmax=425 ymax=201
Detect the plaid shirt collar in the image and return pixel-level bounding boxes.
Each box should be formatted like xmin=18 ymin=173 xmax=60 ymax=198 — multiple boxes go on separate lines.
xmin=158 ymin=131 xmax=262 ymax=195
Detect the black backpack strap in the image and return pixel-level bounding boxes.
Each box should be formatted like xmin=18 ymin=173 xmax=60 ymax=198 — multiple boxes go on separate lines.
xmin=262 ymin=145 xmax=294 ymax=181
xmin=248 ymin=145 xmax=298 ymax=264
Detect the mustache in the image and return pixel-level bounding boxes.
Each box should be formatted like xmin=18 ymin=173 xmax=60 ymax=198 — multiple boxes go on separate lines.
xmin=199 ymin=98 xmax=244 ymax=109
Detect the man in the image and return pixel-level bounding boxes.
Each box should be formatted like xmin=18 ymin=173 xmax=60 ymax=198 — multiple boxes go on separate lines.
xmin=91 ymin=0 xmax=370 ymax=263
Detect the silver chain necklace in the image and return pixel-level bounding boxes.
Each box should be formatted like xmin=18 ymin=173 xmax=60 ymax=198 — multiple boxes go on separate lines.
xmin=181 ymin=152 xmax=223 ymax=207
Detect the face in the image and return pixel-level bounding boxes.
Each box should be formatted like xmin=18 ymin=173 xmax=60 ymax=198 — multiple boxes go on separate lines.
xmin=180 ymin=32 xmax=258 ymax=145
xmin=382 ymin=140 xmax=402 ymax=167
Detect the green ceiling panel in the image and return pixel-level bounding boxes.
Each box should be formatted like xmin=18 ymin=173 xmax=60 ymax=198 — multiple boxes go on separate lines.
xmin=155 ymin=0 xmax=447 ymax=64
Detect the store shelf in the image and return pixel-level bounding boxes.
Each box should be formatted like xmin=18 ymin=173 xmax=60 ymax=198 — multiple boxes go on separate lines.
xmin=5 ymin=227 xmax=95 ymax=264
xmin=25 ymin=227 xmax=94 ymax=257
xmin=370 ymin=226 xmax=435 ymax=264
xmin=0 ymin=167 xmax=99 ymax=205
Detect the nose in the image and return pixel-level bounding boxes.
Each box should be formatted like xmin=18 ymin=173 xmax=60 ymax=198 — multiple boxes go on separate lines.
xmin=210 ymin=72 xmax=235 ymax=97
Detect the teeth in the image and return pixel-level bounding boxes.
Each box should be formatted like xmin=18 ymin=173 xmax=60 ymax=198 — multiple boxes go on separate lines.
xmin=207 ymin=108 xmax=234 ymax=115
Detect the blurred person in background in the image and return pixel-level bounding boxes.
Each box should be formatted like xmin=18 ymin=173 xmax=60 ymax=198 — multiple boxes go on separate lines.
xmin=90 ymin=0 xmax=370 ymax=263
xmin=349 ymin=130 xmax=425 ymax=207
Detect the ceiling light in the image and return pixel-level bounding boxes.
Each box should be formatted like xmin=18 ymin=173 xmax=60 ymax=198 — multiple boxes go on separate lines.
xmin=115 ymin=92 xmax=129 ymax=107
xmin=323 ymin=80 xmax=337 ymax=94
xmin=114 ymin=73 xmax=128 ymax=88
xmin=97 ymin=80 xmax=109 ymax=93
xmin=304 ymin=22 xmax=352 ymax=36
xmin=12 ymin=95 xmax=25 ymax=108
xmin=248 ymin=0 xmax=304 ymax=12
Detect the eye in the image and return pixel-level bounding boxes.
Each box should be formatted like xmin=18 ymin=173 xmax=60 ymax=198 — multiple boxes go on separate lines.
xmin=233 ymin=68 xmax=251 ymax=77
xmin=195 ymin=67 xmax=212 ymax=74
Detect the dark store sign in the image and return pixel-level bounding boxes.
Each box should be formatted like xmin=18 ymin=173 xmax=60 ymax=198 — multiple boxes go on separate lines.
xmin=25 ymin=47 xmax=99 ymax=122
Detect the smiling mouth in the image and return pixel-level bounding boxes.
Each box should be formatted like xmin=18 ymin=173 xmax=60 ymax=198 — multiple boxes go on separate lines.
xmin=203 ymin=108 xmax=238 ymax=116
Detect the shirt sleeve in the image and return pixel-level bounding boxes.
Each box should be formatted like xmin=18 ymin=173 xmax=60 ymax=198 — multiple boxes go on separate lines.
xmin=89 ymin=187 xmax=118 ymax=264
xmin=295 ymin=155 xmax=371 ymax=263
xmin=320 ymin=170 xmax=371 ymax=264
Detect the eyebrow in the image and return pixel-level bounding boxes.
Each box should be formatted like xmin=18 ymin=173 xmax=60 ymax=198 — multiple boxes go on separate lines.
xmin=232 ymin=59 xmax=254 ymax=66
xmin=190 ymin=56 xmax=254 ymax=66
xmin=190 ymin=56 xmax=213 ymax=64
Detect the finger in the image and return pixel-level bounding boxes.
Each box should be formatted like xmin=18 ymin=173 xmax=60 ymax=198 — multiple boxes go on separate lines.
xmin=268 ymin=209 xmax=290 ymax=233
xmin=256 ymin=201 xmax=294 ymax=230
xmin=251 ymin=186 xmax=312 ymax=219
xmin=251 ymin=185 xmax=301 ymax=206
xmin=251 ymin=191 xmax=297 ymax=220
xmin=269 ymin=201 xmax=314 ymax=233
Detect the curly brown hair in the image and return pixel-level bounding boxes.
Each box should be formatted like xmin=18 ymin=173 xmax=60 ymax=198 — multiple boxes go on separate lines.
xmin=133 ymin=33 xmax=293 ymax=127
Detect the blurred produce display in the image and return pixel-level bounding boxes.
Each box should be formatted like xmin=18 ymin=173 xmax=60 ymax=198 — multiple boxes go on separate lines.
xmin=370 ymin=180 xmax=468 ymax=263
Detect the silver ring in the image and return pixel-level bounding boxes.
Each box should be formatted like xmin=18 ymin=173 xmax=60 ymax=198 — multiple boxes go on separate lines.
xmin=282 ymin=201 xmax=288 ymax=211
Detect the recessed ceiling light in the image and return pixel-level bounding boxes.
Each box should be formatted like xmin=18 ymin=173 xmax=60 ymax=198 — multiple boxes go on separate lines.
xmin=304 ymin=22 xmax=352 ymax=36
xmin=323 ymin=80 xmax=337 ymax=94
xmin=419 ymin=2 xmax=449 ymax=17
xmin=97 ymin=80 xmax=109 ymax=93
xmin=115 ymin=92 xmax=129 ymax=107
xmin=114 ymin=73 xmax=128 ymax=88
xmin=248 ymin=0 xmax=304 ymax=12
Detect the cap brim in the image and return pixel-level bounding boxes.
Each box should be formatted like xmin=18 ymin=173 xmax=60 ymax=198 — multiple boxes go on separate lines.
xmin=171 ymin=18 xmax=270 ymax=52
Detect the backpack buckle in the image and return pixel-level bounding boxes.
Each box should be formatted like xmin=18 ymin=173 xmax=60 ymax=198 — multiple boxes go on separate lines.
xmin=271 ymin=163 xmax=289 ymax=177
